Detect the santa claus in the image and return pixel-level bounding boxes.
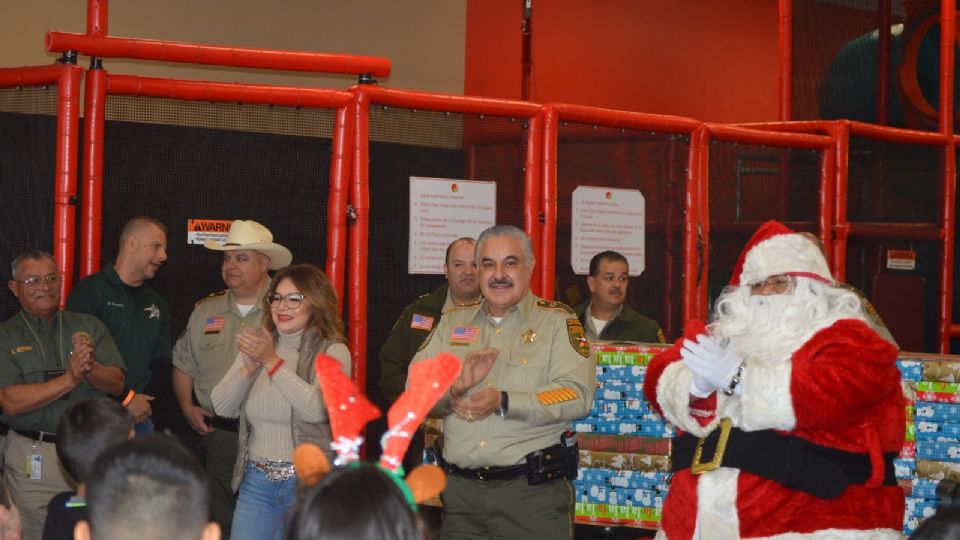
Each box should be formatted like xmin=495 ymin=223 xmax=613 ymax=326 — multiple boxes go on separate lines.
xmin=644 ymin=221 xmax=904 ymax=540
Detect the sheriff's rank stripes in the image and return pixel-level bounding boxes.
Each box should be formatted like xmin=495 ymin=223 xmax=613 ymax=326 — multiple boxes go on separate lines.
xmin=537 ymin=387 xmax=579 ymax=406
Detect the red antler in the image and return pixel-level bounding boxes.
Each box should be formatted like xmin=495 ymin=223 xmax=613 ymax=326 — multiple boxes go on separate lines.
xmin=314 ymin=353 xmax=381 ymax=465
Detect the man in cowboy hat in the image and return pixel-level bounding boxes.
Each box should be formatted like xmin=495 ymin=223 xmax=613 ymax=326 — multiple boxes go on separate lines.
xmin=643 ymin=220 xmax=904 ymax=540
xmin=172 ymin=219 xmax=291 ymax=539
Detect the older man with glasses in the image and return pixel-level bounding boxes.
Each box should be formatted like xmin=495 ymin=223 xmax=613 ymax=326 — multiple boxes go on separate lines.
xmin=0 ymin=249 xmax=125 ymax=540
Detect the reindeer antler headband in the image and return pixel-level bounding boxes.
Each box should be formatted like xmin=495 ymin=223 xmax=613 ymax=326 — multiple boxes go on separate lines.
xmin=293 ymin=352 xmax=461 ymax=507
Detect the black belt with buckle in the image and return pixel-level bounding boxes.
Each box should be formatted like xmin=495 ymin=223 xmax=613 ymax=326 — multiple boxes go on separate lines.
xmin=444 ymin=462 xmax=527 ymax=481
xmin=13 ymin=429 xmax=56 ymax=445
xmin=210 ymin=416 xmax=239 ymax=433
xmin=672 ymin=418 xmax=897 ymax=499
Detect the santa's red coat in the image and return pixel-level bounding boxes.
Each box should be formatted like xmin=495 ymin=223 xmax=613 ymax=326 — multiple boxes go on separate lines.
xmin=643 ymin=319 xmax=905 ymax=540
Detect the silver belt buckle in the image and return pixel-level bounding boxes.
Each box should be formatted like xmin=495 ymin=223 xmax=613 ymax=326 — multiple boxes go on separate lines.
xmin=256 ymin=460 xmax=295 ymax=482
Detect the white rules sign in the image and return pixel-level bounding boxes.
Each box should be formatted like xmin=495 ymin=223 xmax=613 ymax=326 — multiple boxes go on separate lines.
xmin=408 ymin=176 xmax=496 ymax=274
xmin=571 ymin=186 xmax=645 ymax=276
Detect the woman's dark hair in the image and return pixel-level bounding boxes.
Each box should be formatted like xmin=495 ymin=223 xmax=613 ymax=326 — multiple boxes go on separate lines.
xmin=286 ymin=464 xmax=424 ymax=540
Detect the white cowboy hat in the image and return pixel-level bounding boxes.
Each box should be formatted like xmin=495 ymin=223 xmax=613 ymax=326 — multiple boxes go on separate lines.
xmin=203 ymin=220 xmax=292 ymax=270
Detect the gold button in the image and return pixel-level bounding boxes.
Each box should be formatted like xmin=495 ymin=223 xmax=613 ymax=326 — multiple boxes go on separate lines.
xmin=496 ymin=327 xmax=502 ymax=334
xmin=522 ymin=358 xmax=528 ymax=365
xmin=479 ymin=440 xmax=486 ymax=448
xmin=485 ymin=380 xmax=492 ymax=387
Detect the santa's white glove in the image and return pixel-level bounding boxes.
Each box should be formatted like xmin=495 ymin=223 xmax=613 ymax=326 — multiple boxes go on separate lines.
xmin=680 ymin=334 xmax=743 ymax=398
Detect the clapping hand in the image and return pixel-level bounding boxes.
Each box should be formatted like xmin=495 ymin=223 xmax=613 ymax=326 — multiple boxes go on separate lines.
xmin=449 ymin=348 xmax=498 ymax=398
xmin=680 ymin=334 xmax=742 ymax=397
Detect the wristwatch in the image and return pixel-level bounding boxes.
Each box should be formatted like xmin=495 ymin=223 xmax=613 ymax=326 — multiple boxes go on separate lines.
xmin=495 ymin=391 xmax=509 ymax=417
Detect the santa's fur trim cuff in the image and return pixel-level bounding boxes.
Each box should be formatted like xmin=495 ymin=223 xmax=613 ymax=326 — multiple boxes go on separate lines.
xmin=657 ymin=362 xmax=722 ymax=436
xmin=739 ymin=360 xmax=796 ymax=431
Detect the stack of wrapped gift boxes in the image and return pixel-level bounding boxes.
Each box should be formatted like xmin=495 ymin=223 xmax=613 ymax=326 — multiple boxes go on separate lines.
xmin=899 ymin=353 xmax=960 ymax=536
xmin=572 ymin=344 xmax=960 ymax=535
xmin=573 ymin=342 xmax=671 ymax=529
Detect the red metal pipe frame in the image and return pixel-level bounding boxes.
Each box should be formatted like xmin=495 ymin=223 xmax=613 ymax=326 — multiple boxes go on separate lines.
xmin=832 ymin=123 xmax=851 ymax=282
xmin=107 ymin=75 xmax=352 ymax=108
xmin=328 ymin=106 xmax=353 ymax=315
xmin=349 ymin=90 xmax=370 ymax=390
xmin=54 ymin=65 xmax=84 ymax=304
xmin=820 ymin=125 xmax=838 ymax=264
xmin=46 ymin=31 xmax=391 ymax=78
xmin=358 ymin=85 xmax=541 ymax=117
xmin=877 ymin=0 xmax=891 ymax=126
xmin=0 ymin=65 xmax=69 ymax=87
xmin=549 ymin=103 xmax=701 ymax=133
xmin=778 ymin=0 xmax=792 ymax=121
xmin=540 ymin=106 xmax=559 ymax=298
xmin=705 ymin=123 xmax=832 ymax=149
xmin=940 ymin=1 xmax=957 ymax=350
xmin=80 ymin=67 xmax=106 ymax=278
xmin=685 ymin=126 xmax=710 ymax=323
xmin=525 ymin=113 xmax=544 ymax=297
xmin=87 ymin=0 xmax=107 ymax=36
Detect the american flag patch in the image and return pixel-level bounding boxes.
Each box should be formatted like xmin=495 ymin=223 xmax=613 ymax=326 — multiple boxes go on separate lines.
xmin=450 ymin=326 xmax=479 ymax=345
xmin=204 ymin=316 xmax=225 ymax=334
xmin=410 ymin=314 xmax=434 ymax=331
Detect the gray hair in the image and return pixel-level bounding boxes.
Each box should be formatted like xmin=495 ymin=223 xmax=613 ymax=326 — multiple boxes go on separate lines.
xmin=475 ymin=225 xmax=536 ymax=267
xmin=11 ymin=249 xmax=56 ymax=280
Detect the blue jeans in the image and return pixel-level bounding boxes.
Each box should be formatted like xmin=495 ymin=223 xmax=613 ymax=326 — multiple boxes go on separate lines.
xmin=133 ymin=417 xmax=154 ymax=437
xmin=230 ymin=461 xmax=297 ymax=540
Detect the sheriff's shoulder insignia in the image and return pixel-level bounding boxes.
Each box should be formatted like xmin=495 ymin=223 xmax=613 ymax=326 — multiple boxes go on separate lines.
xmin=196 ymin=289 xmax=228 ymax=306
xmin=537 ymin=299 xmax=576 ymax=316
xmin=566 ymin=318 xmax=591 ymax=358
xmin=657 ymin=328 xmax=666 ymax=344
xmin=537 ymin=387 xmax=579 ymax=406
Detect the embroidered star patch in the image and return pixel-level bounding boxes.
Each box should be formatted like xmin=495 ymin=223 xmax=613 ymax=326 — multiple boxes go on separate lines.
xmin=145 ymin=304 xmax=160 ymax=320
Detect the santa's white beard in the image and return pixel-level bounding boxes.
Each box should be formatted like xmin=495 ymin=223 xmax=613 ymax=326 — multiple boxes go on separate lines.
xmin=710 ymin=279 xmax=856 ymax=364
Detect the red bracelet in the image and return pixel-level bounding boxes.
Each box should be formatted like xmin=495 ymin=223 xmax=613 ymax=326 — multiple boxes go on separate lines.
xmin=267 ymin=358 xmax=285 ymax=379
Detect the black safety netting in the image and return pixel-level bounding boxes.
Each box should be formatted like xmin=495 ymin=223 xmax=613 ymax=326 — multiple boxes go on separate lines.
xmin=102 ymin=95 xmax=337 ymax=339
xmin=844 ymin=137 xmax=943 ymax=351
xmin=552 ymin=123 xmax=689 ymax=342
xmin=364 ymin=105 xmax=529 ymax=406
xmin=794 ymin=0 xmax=957 ymax=132
xmin=706 ymin=141 xmax=823 ymax=312
xmin=0 ymin=86 xmax=58 ymax=322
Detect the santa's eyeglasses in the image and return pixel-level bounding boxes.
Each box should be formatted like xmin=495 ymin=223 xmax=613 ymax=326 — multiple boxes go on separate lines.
xmin=747 ymin=274 xmax=795 ymax=295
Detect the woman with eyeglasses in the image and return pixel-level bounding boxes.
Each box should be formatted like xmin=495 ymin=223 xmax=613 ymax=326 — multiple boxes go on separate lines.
xmin=211 ymin=263 xmax=350 ymax=540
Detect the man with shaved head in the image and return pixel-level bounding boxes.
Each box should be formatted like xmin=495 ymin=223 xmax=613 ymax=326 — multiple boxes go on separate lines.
xmin=68 ymin=217 xmax=171 ymax=435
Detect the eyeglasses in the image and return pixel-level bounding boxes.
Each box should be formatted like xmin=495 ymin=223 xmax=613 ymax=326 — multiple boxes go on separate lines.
xmin=267 ymin=292 xmax=305 ymax=310
xmin=748 ymin=274 xmax=795 ymax=294
xmin=15 ymin=274 xmax=62 ymax=288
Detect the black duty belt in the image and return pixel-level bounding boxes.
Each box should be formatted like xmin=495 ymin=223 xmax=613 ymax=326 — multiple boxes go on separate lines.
xmin=444 ymin=462 xmax=527 ymax=482
xmin=211 ymin=416 xmax=239 ymax=433
xmin=13 ymin=429 xmax=56 ymax=445
xmin=672 ymin=418 xmax=897 ymax=499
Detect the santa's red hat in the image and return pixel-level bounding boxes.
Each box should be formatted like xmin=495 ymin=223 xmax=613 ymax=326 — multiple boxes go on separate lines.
xmin=730 ymin=220 xmax=833 ymax=287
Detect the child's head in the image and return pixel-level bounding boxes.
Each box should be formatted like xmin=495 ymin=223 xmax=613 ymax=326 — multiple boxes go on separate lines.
xmin=286 ymin=463 xmax=424 ymax=540
xmin=57 ymin=398 xmax=134 ymax=483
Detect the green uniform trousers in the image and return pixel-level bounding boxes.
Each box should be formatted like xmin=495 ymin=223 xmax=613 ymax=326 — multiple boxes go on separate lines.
xmin=202 ymin=428 xmax=239 ymax=540
xmin=440 ymin=474 xmax=574 ymax=540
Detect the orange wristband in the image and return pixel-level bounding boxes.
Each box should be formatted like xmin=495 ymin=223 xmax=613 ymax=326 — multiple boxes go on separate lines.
xmin=122 ymin=389 xmax=136 ymax=407
xmin=267 ymin=358 xmax=285 ymax=378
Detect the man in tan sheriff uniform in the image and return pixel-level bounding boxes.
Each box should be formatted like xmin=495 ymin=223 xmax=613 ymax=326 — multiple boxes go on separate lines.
xmin=410 ymin=224 xmax=596 ymax=540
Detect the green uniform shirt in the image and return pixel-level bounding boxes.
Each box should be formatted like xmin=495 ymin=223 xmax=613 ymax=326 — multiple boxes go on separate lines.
xmin=66 ymin=264 xmax=171 ymax=393
xmin=412 ymin=291 xmax=596 ymax=468
xmin=0 ymin=310 xmax=125 ymax=432
xmin=378 ymin=284 xmax=449 ymax=402
xmin=574 ymin=301 xmax=666 ymax=344
xmin=172 ymin=282 xmax=271 ymax=411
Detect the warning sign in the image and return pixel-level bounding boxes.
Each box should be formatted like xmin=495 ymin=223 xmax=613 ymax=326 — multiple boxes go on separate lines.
xmin=887 ymin=249 xmax=917 ymax=271
xmin=187 ymin=219 xmax=233 ymax=245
